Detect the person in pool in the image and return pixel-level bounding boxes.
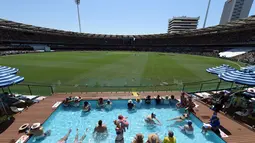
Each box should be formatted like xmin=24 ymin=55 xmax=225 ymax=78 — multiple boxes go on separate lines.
xmin=167 ymin=113 xmax=189 ymax=122
xmin=57 ymin=129 xmax=71 ymax=143
xmin=145 ymin=95 xmax=151 ymax=104
xmin=163 ymin=130 xmax=176 ymax=143
xmin=105 ymin=99 xmax=112 ymax=110
xmin=135 ymin=98 xmax=142 ymax=108
xmin=132 ymin=133 xmax=144 ymax=143
xmin=74 ymin=128 xmax=88 ymax=143
xmin=127 ymin=99 xmax=135 ymax=110
xmin=179 ymin=120 xmax=194 ymax=135
xmin=114 ymin=120 xmax=124 ymax=143
xmin=118 ymin=115 xmax=129 ymax=131
xmin=94 ymin=120 xmax=107 ymax=133
xmin=83 ymin=101 xmax=91 ymax=112
xmin=145 ymin=113 xmax=161 ymax=125
xmin=97 ymin=98 xmax=105 ymax=108
xmin=155 ymin=95 xmax=161 ymax=105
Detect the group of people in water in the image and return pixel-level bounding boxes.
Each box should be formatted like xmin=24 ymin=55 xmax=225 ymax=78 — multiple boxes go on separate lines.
xmin=27 ymin=92 xmax=220 ymax=142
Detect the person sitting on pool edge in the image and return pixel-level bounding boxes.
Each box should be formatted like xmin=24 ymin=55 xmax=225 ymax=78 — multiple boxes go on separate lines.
xmin=105 ymin=99 xmax=112 ymax=110
xmin=163 ymin=130 xmax=176 ymax=143
xmin=185 ymin=96 xmax=196 ymax=116
xmin=26 ymin=123 xmax=51 ymax=140
xmin=83 ymin=101 xmax=91 ymax=112
xmin=167 ymin=113 xmax=189 ymax=122
xmin=63 ymin=96 xmax=73 ymax=107
xmin=97 ymin=98 xmax=105 ymax=108
xmin=73 ymin=96 xmax=82 ymax=107
xmin=202 ymin=112 xmax=221 ymax=136
xmin=145 ymin=95 xmax=151 ymax=104
xmin=155 ymin=95 xmax=161 ymax=105
xmin=176 ymin=92 xmax=187 ymax=108
xmin=145 ymin=113 xmax=161 ymax=125
xmin=94 ymin=120 xmax=107 ymax=133
xmin=127 ymin=99 xmax=135 ymax=110
xmin=179 ymin=120 xmax=194 ymax=135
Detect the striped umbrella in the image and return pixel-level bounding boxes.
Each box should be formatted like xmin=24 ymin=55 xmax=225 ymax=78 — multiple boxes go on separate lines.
xmin=0 ymin=73 xmax=24 ymax=87
xmin=206 ymin=64 xmax=236 ymax=75
xmin=0 ymin=66 xmax=19 ymax=74
xmin=241 ymin=65 xmax=255 ymax=71
xmin=218 ymin=70 xmax=255 ymax=86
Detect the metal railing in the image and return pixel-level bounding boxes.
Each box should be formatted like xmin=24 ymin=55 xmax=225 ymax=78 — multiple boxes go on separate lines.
xmin=1 ymin=78 xmax=248 ymax=96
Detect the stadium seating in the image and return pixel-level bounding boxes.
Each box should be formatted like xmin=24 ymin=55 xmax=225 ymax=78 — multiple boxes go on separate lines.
xmin=219 ymin=47 xmax=255 ymax=58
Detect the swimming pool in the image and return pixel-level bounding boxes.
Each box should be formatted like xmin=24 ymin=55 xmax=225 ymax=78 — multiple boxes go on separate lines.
xmin=27 ymin=99 xmax=226 ymax=143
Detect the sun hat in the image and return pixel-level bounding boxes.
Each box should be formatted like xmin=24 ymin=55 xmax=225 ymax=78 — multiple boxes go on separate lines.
xmin=31 ymin=123 xmax=41 ymax=130
xmin=148 ymin=134 xmax=160 ymax=143
xmin=128 ymin=99 xmax=133 ymax=103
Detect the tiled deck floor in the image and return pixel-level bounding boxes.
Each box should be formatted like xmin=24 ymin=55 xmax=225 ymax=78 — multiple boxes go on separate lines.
xmin=0 ymin=91 xmax=254 ymax=143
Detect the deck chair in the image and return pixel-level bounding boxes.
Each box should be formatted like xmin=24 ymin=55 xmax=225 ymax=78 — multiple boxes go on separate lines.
xmin=10 ymin=106 xmax=24 ymax=113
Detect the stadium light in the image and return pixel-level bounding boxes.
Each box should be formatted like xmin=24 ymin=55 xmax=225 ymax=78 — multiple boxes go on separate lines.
xmin=203 ymin=0 xmax=211 ymax=28
xmin=75 ymin=0 xmax=82 ymax=33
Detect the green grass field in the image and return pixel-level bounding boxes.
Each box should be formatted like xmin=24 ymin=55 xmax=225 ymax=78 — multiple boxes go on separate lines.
xmin=0 ymin=51 xmax=243 ymax=95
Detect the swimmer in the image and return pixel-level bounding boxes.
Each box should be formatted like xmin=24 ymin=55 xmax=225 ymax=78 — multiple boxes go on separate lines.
xmin=145 ymin=95 xmax=151 ymax=104
xmin=97 ymin=98 xmax=105 ymax=108
xmin=74 ymin=128 xmax=88 ymax=143
xmin=167 ymin=113 xmax=189 ymax=122
xmin=105 ymin=99 xmax=112 ymax=110
xmin=118 ymin=115 xmax=129 ymax=131
xmin=127 ymin=99 xmax=135 ymax=110
xmin=179 ymin=120 xmax=194 ymax=135
xmin=83 ymin=101 xmax=91 ymax=112
xmin=135 ymin=98 xmax=142 ymax=108
xmin=145 ymin=113 xmax=161 ymax=125
xmin=94 ymin=120 xmax=107 ymax=133
xmin=57 ymin=129 xmax=71 ymax=143
xmin=163 ymin=130 xmax=176 ymax=143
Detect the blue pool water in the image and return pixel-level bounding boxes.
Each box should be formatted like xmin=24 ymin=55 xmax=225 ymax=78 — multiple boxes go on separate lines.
xmin=28 ymin=100 xmax=226 ymax=143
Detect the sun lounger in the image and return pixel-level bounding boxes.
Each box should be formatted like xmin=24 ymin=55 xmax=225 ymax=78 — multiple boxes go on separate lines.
xmin=15 ymin=135 xmax=29 ymax=143
xmin=10 ymin=106 xmax=24 ymax=113
xmin=195 ymin=92 xmax=211 ymax=98
xmin=52 ymin=101 xmax=62 ymax=109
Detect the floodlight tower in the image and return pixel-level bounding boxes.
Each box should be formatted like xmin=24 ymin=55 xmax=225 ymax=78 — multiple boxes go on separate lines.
xmin=203 ymin=0 xmax=211 ymax=28
xmin=75 ymin=0 xmax=82 ymax=32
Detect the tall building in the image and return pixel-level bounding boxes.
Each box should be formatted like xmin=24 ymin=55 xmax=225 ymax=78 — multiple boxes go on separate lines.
xmin=220 ymin=0 xmax=253 ymax=25
xmin=167 ymin=17 xmax=199 ymax=33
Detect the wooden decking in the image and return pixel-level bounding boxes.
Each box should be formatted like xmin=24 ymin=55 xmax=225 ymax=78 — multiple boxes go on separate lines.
xmin=0 ymin=91 xmax=254 ymax=143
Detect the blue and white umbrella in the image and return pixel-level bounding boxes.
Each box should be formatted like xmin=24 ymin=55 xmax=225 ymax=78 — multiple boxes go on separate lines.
xmin=218 ymin=70 xmax=255 ymax=86
xmin=0 ymin=73 xmax=24 ymax=87
xmin=0 ymin=66 xmax=19 ymax=75
xmin=241 ymin=65 xmax=255 ymax=71
xmin=206 ymin=64 xmax=236 ymax=75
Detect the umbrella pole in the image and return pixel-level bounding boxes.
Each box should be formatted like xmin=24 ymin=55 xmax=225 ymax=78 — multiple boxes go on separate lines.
xmin=1 ymin=88 xmax=4 ymax=93
xmin=7 ymin=87 xmax=12 ymax=95
xmin=216 ymin=79 xmax=222 ymax=91
xmin=230 ymin=82 xmax=234 ymax=89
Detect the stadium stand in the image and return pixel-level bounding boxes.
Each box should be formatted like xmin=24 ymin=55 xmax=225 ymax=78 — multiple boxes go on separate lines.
xmin=219 ymin=47 xmax=255 ymax=58
xmin=0 ymin=16 xmax=255 ymax=57
xmin=231 ymin=50 xmax=255 ymax=64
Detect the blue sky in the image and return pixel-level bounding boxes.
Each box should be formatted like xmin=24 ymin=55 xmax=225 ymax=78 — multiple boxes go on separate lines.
xmin=0 ymin=0 xmax=254 ymax=34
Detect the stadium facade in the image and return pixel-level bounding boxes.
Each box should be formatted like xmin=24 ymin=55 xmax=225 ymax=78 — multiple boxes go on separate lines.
xmin=220 ymin=0 xmax=253 ymax=24
xmin=167 ymin=17 xmax=199 ymax=33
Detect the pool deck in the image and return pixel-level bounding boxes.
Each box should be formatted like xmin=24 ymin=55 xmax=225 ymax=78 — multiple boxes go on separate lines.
xmin=0 ymin=91 xmax=254 ymax=143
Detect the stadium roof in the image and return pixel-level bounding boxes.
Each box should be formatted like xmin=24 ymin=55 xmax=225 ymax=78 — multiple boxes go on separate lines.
xmin=1 ymin=15 xmax=255 ymax=39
